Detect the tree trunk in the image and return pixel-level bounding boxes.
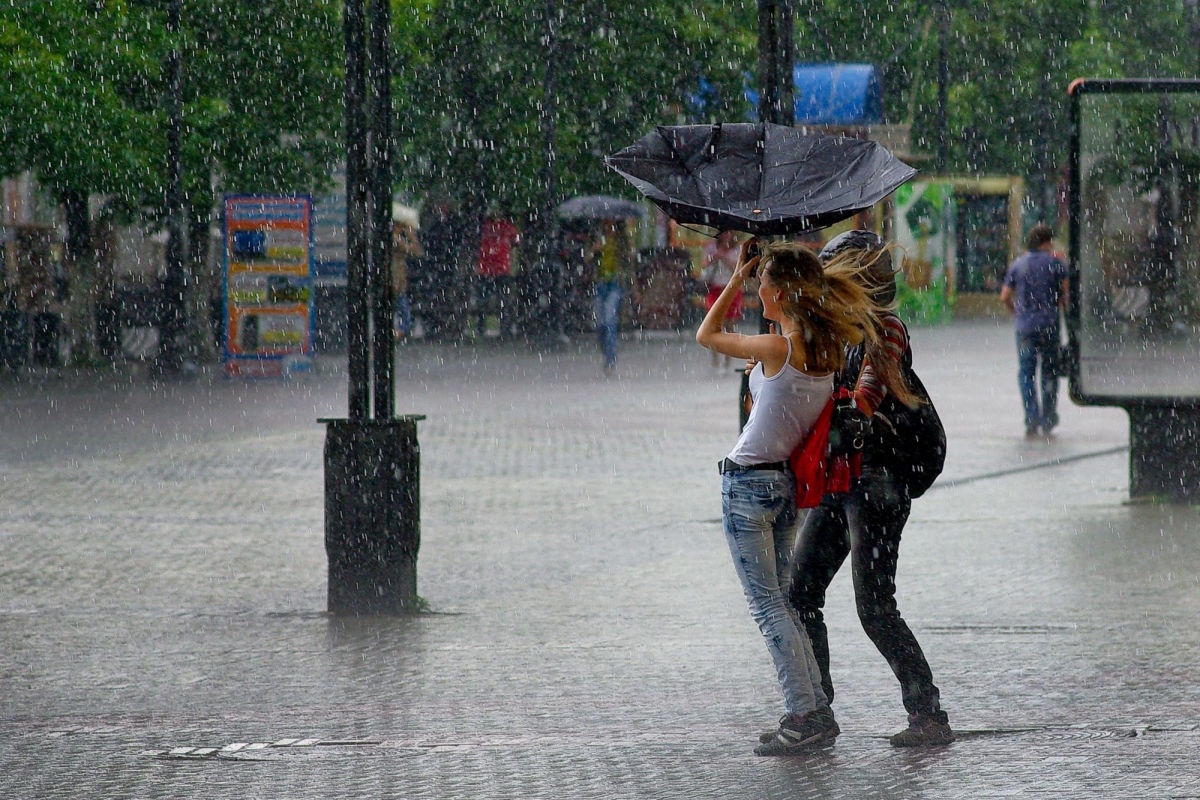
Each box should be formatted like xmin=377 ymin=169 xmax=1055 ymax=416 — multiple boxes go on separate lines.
xmin=188 ymin=207 xmax=218 ymax=362
xmin=62 ymin=189 xmax=95 ymax=364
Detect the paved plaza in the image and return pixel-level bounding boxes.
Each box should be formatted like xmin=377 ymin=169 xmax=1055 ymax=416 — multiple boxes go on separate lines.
xmin=2 ymin=320 xmax=1198 ymax=799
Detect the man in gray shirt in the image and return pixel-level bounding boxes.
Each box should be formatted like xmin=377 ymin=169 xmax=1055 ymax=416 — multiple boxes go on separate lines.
xmin=1001 ymin=224 xmax=1069 ymax=437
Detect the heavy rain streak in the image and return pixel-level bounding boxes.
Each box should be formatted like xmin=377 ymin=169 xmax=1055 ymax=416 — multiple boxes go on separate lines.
xmin=2 ymin=1 xmax=1200 ymax=798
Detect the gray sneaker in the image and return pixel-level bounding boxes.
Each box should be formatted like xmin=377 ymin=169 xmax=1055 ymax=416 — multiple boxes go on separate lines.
xmin=754 ymin=707 xmax=840 ymax=756
xmin=889 ymin=714 xmax=955 ymax=747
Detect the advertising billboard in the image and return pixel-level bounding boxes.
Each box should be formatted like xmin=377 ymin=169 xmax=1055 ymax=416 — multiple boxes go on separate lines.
xmin=222 ymin=195 xmax=314 ymax=377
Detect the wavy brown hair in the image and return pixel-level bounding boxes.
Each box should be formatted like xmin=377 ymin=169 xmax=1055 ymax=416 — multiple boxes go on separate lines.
xmin=822 ymin=247 xmax=920 ymax=408
xmin=757 ymin=242 xmax=880 ymax=375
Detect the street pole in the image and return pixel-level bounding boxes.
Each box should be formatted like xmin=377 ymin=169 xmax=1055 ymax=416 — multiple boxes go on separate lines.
xmin=156 ymin=0 xmax=190 ymax=377
xmin=777 ymin=0 xmax=794 ymax=128
xmin=1034 ymin=48 xmax=1052 ymax=222
xmin=743 ymin=0 xmax=794 ymax=426
xmin=369 ymin=0 xmax=394 ymax=419
xmin=324 ymin=0 xmax=424 ymax=616
xmin=1190 ymin=0 xmax=1200 ymax=77
xmin=936 ymin=1 xmax=949 ymax=174
xmin=757 ymin=0 xmax=780 ymax=125
xmin=540 ymin=0 xmax=560 ymax=341
xmin=344 ymin=0 xmax=370 ymax=421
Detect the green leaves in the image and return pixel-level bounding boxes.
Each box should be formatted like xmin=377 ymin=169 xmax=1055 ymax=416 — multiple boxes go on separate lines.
xmin=0 ymin=1 xmax=341 ymax=220
xmin=0 ymin=3 xmax=160 ymax=202
xmin=4 ymin=0 xmax=1199 ymax=228
xmin=392 ymin=0 xmax=747 ymax=214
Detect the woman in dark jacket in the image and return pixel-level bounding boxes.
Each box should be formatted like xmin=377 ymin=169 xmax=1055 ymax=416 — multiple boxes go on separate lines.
xmin=785 ymin=230 xmax=954 ymax=747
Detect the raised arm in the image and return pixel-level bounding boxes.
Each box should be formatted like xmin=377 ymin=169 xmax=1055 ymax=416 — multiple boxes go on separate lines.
xmin=695 ymin=239 xmax=788 ymax=368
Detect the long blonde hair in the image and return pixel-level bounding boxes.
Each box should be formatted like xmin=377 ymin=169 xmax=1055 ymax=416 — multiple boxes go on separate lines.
xmin=758 ymin=242 xmax=880 ymax=375
xmin=822 ymin=246 xmax=920 ymax=408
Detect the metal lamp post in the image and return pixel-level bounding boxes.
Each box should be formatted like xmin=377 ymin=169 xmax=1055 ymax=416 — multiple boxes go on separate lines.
xmin=155 ymin=0 xmax=191 ymax=378
xmin=323 ymin=0 xmax=424 ymax=615
xmin=757 ymin=0 xmax=794 ymax=130
xmin=539 ymin=0 xmax=561 ymax=341
xmin=741 ymin=0 xmax=795 ymax=427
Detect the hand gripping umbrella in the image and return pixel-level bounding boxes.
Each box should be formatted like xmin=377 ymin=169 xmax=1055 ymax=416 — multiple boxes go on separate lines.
xmin=605 ymin=122 xmax=917 ymax=236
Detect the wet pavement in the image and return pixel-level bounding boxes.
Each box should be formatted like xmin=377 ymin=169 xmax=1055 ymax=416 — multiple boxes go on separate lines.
xmin=2 ymin=319 xmax=1198 ymax=799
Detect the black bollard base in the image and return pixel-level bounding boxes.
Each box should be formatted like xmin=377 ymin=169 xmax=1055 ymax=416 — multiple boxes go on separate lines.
xmin=321 ymin=415 xmax=426 ymax=615
xmin=1128 ymin=405 xmax=1200 ymax=503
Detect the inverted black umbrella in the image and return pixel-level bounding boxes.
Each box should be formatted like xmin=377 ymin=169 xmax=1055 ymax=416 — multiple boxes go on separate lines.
xmin=605 ymin=122 xmax=916 ymax=236
xmin=556 ymin=194 xmax=646 ymax=220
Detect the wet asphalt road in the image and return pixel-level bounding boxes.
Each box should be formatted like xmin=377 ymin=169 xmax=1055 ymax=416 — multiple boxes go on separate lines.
xmin=2 ymin=320 xmax=1198 ymax=799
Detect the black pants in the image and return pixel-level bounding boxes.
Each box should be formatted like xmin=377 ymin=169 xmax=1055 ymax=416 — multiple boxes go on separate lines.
xmin=788 ymin=468 xmax=946 ymax=721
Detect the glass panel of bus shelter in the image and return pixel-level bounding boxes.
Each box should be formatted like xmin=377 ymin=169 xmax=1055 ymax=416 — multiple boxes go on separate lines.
xmin=1077 ymin=90 xmax=1200 ymax=400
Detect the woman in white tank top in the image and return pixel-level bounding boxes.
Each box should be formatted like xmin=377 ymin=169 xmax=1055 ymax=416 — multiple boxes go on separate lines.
xmin=696 ymin=237 xmax=878 ymax=756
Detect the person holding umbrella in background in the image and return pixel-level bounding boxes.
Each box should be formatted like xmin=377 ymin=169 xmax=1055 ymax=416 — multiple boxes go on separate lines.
xmin=390 ymin=209 xmax=423 ymax=341
xmin=591 ymin=218 xmax=632 ymax=376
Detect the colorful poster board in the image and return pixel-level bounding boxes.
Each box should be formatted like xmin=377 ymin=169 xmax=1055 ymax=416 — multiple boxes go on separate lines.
xmin=222 ymin=195 xmax=314 ymax=377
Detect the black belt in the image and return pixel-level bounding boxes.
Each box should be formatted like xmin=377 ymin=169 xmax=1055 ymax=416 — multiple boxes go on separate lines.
xmin=718 ymin=458 xmax=789 ymax=475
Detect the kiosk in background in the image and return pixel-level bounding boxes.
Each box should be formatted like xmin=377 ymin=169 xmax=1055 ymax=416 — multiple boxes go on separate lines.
xmin=1069 ymin=78 xmax=1200 ymax=501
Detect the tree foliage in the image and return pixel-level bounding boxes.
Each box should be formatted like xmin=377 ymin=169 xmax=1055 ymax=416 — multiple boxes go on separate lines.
xmin=3 ymin=0 xmax=1200 ymax=232
xmin=0 ymin=1 xmax=161 ymax=212
xmin=391 ymin=0 xmax=753 ymax=216
xmin=0 ymin=1 xmax=342 ymax=222
xmin=181 ymin=0 xmax=343 ymax=213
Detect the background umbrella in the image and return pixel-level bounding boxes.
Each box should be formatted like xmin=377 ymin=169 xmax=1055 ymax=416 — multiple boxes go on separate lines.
xmin=557 ymin=194 xmax=646 ymax=220
xmin=392 ymin=201 xmax=419 ymax=228
xmin=605 ymin=122 xmax=916 ymax=236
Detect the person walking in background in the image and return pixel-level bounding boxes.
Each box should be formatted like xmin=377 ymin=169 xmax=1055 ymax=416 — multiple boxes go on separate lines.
xmin=391 ymin=217 xmax=423 ymax=340
xmin=700 ymin=229 xmax=743 ymax=369
xmin=1001 ymin=223 xmax=1068 ymax=437
xmin=786 ymin=230 xmax=954 ymax=748
xmin=476 ymin=209 xmax=520 ymax=339
xmin=419 ymin=197 xmax=466 ymax=341
xmin=592 ymin=218 xmax=631 ymax=376
xmin=697 ymin=238 xmax=879 ymax=756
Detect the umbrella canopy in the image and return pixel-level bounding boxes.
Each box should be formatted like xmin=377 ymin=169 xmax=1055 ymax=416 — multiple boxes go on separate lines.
xmin=557 ymin=194 xmax=646 ymax=220
xmin=605 ymin=122 xmax=916 ymax=236
xmin=392 ymin=201 xmax=419 ymax=228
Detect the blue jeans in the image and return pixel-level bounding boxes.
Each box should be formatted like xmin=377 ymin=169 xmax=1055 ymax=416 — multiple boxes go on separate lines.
xmin=722 ymin=468 xmax=828 ymax=716
xmin=1017 ymin=328 xmax=1060 ymax=431
xmin=595 ymin=281 xmax=622 ymax=369
xmin=393 ymin=295 xmax=412 ymax=336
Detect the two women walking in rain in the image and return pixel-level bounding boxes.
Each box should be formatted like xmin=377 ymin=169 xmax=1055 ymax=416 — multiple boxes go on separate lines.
xmin=612 ymin=120 xmax=948 ymax=755
xmin=696 ymin=232 xmax=952 ymax=755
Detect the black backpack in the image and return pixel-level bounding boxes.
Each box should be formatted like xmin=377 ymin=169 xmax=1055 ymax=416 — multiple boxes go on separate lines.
xmin=840 ymin=332 xmax=946 ymax=499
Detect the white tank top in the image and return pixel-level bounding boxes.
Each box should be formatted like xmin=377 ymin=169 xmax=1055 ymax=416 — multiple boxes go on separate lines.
xmin=726 ymin=336 xmax=833 ymax=466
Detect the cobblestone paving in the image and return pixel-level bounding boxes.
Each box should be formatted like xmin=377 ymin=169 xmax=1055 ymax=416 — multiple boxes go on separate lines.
xmin=2 ymin=321 xmax=1198 ymax=799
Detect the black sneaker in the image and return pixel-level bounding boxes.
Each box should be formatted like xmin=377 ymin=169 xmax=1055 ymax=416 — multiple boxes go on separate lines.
xmin=754 ymin=707 xmax=839 ymax=756
xmin=889 ymin=713 xmax=955 ymax=747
